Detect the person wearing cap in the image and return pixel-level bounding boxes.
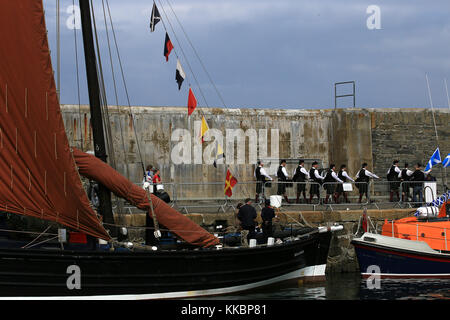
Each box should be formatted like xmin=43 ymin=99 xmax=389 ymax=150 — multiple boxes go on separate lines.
xmin=277 ymin=159 xmax=291 ymax=203
xmin=323 ymin=164 xmax=343 ymax=204
xmin=293 ymin=159 xmax=310 ymax=203
xmin=261 ymin=199 xmax=276 ymax=242
xmin=335 ymin=164 xmax=355 ymax=203
xmin=387 ymin=160 xmax=401 ymax=202
xmin=309 ymin=161 xmax=324 ymax=203
xmin=400 ymin=163 xmax=413 ymax=202
xmin=355 ymin=162 xmax=379 ymax=203
xmin=254 ymin=160 xmax=272 ymax=203
xmin=237 ymin=198 xmax=258 ymax=243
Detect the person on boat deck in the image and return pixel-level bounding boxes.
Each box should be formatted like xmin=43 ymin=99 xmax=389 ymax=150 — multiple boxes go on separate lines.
xmin=261 ymin=199 xmax=276 ymax=242
xmin=292 ymin=159 xmax=310 ymax=204
xmin=387 ymin=160 xmax=401 ymax=202
xmin=276 ymin=159 xmax=291 ymax=203
xmin=400 ymin=163 xmax=413 ymax=202
xmin=254 ymin=160 xmax=272 ymax=204
xmin=237 ymin=198 xmax=257 ymax=243
xmin=323 ymin=164 xmax=343 ymax=204
xmin=309 ymin=161 xmax=324 ymax=203
xmin=355 ymin=163 xmax=379 ymax=203
xmin=411 ymin=163 xmax=426 ymax=207
xmin=335 ymin=164 xmax=355 ymax=203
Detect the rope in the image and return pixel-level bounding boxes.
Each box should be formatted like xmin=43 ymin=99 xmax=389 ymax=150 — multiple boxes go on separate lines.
xmin=101 ymin=0 xmax=129 ymax=181
xmin=156 ymin=0 xmax=209 ymax=108
xmin=22 ymin=225 xmax=52 ymax=249
xmin=164 ymin=0 xmax=228 ymax=110
xmin=155 ymin=1 xmax=254 ymax=199
xmin=105 ymin=0 xmax=146 ymax=176
xmin=72 ymin=0 xmax=84 ymax=149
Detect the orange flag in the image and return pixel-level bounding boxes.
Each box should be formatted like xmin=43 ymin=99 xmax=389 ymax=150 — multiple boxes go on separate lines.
xmin=187 ymin=87 xmax=197 ymax=116
xmin=224 ymin=169 xmax=238 ymax=197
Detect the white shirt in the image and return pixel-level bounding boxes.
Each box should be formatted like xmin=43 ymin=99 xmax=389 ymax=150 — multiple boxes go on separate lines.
xmin=341 ymin=171 xmax=355 ymax=182
xmin=313 ymin=168 xmax=324 ymax=180
xmin=331 ymin=170 xmax=343 ymax=183
xmin=357 ymin=168 xmax=379 ymax=179
xmin=387 ymin=165 xmax=401 ymax=177
xmin=293 ymin=166 xmax=310 ymax=179
xmin=402 ymin=169 xmax=414 ymax=177
xmin=255 ymin=166 xmax=273 ymax=181
xmin=281 ymin=166 xmax=289 ymax=179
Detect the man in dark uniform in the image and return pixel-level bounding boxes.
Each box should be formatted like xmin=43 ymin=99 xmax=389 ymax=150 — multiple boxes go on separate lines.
xmin=355 ymin=163 xmax=379 ymax=203
xmin=400 ymin=163 xmax=413 ymax=202
xmin=387 ymin=160 xmax=401 ymax=202
xmin=335 ymin=164 xmax=355 ymax=203
xmin=261 ymin=199 xmax=276 ymax=243
xmin=292 ymin=159 xmax=310 ymax=203
xmin=277 ymin=159 xmax=291 ymax=203
xmin=237 ymin=198 xmax=258 ymax=243
xmin=254 ymin=160 xmax=272 ymax=203
xmin=309 ymin=161 xmax=324 ymax=203
xmin=323 ymin=164 xmax=343 ymax=204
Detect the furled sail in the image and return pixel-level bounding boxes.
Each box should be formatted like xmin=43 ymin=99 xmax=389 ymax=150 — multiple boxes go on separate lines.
xmin=0 ymin=1 xmax=110 ymax=240
xmin=72 ymin=148 xmax=220 ymax=248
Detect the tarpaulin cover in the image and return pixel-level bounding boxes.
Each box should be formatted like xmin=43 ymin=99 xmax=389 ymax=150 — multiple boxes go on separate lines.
xmin=0 ymin=1 xmax=110 ymax=240
xmin=72 ymin=148 xmax=220 ymax=248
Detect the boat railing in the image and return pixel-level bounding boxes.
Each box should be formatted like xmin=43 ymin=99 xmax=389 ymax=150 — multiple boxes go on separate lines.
xmin=385 ymin=219 xmax=450 ymax=251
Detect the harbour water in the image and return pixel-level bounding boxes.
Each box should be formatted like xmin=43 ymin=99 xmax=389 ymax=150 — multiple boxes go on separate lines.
xmin=190 ymin=273 xmax=450 ymax=300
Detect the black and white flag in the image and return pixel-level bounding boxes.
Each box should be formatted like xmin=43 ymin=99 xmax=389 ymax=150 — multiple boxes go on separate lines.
xmin=150 ymin=2 xmax=161 ymax=32
xmin=176 ymin=59 xmax=186 ymax=90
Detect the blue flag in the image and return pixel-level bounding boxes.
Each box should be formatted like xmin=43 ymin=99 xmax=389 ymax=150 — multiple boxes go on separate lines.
xmin=443 ymin=153 xmax=450 ymax=168
xmin=424 ymin=147 xmax=441 ymax=172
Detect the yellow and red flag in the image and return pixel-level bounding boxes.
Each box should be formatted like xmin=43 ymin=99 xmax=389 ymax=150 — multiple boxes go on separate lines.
xmin=224 ymin=169 xmax=238 ymax=197
xmin=200 ymin=116 xmax=209 ymax=143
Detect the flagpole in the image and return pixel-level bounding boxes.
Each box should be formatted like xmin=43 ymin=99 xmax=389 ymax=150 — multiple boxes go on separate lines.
xmin=444 ymin=79 xmax=450 ymax=188
xmin=425 ymin=74 xmax=445 ymax=189
xmin=445 ymin=78 xmax=450 ymax=111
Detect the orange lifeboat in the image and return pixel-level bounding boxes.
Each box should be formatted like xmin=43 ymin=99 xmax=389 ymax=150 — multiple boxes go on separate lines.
xmin=381 ymin=201 xmax=450 ymax=251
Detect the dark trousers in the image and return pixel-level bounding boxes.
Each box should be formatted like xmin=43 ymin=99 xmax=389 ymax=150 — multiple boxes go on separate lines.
xmin=242 ymin=225 xmax=256 ymax=241
xmin=262 ymin=221 xmax=273 ymax=242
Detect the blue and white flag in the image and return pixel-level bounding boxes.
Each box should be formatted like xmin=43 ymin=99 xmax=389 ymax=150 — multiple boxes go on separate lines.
xmin=424 ymin=147 xmax=441 ymax=172
xmin=443 ymin=153 xmax=450 ymax=168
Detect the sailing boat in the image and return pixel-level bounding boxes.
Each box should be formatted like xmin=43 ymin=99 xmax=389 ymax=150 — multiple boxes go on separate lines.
xmin=0 ymin=0 xmax=338 ymax=299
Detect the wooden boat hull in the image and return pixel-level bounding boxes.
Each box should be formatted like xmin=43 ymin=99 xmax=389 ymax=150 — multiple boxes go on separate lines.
xmin=0 ymin=231 xmax=331 ymax=299
xmin=352 ymin=233 xmax=450 ymax=279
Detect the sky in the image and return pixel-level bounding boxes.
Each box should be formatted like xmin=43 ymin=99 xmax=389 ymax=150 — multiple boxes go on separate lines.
xmin=43 ymin=0 xmax=450 ymax=109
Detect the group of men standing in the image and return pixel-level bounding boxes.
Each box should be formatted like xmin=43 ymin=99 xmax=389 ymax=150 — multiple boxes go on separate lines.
xmin=386 ymin=160 xmax=433 ymax=205
xmin=253 ymin=159 xmax=425 ymax=205
xmin=236 ymin=198 xmax=276 ymax=244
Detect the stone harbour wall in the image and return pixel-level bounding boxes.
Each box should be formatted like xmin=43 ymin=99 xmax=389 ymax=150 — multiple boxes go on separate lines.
xmin=61 ymin=105 xmax=450 ymax=193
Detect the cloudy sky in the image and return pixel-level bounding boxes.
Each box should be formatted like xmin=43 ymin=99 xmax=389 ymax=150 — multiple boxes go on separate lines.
xmin=43 ymin=0 xmax=450 ymax=109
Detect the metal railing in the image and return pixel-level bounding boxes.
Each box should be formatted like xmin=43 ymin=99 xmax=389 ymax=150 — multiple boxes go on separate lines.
xmin=107 ymin=179 xmax=446 ymax=214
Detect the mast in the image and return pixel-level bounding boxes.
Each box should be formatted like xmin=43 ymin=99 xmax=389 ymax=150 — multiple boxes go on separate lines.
xmin=79 ymin=0 xmax=116 ymax=236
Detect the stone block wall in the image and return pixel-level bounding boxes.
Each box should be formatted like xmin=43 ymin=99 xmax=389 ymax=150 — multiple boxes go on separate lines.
xmin=61 ymin=105 xmax=450 ymax=197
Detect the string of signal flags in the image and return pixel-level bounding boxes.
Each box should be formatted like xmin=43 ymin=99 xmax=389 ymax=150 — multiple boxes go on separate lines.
xmin=149 ymin=2 xmax=237 ymax=196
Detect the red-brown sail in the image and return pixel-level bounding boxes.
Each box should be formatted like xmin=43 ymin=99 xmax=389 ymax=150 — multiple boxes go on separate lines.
xmin=0 ymin=1 xmax=110 ymax=240
xmin=72 ymin=148 xmax=220 ymax=248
